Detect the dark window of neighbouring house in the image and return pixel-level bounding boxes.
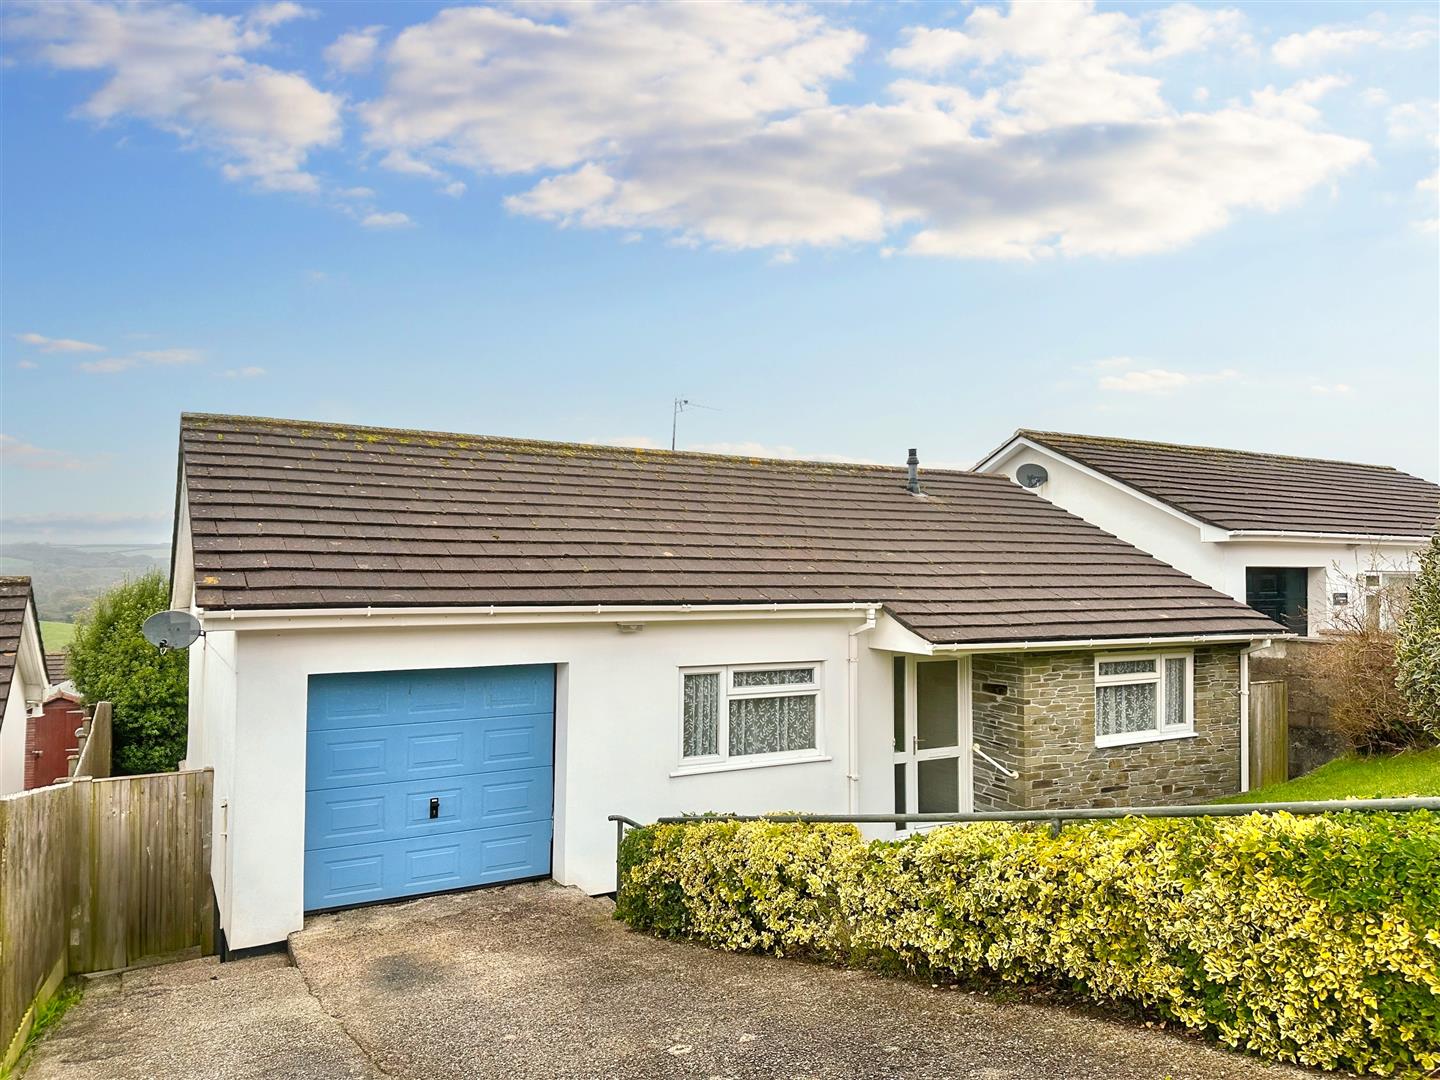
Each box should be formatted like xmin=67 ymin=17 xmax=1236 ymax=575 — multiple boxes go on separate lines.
xmin=1245 ymin=567 xmax=1309 ymax=636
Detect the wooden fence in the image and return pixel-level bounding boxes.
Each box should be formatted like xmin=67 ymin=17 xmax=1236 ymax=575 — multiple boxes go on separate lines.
xmin=68 ymin=701 xmax=111 ymax=781
xmin=0 ymin=704 xmax=212 ymax=1070
xmin=1248 ymin=679 xmax=1289 ymax=791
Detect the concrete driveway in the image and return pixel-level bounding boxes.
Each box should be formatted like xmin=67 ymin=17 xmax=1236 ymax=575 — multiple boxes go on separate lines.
xmin=25 ymin=882 xmax=1313 ymax=1080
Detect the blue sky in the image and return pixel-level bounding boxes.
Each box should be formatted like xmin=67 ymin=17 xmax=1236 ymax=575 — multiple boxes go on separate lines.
xmin=2 ymin=0 xmax=1437 ymax=545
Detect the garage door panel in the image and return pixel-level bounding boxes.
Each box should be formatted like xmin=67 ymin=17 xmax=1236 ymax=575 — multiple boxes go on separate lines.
xmin=305 ymin=665 xmax=554 ymax=911
xmin=305 ymin=766 xmax=550 ymax=850
xmin=306 ymin=712 xmax=552 ymax=790
xmin=302 ymin=820 xmax=552 ymax=910
xmin=309 ymin=665 xmax=555 ymax=731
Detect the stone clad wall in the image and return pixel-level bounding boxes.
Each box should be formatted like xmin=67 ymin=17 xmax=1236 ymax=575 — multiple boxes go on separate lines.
xmin=970 ymin=646 xmax=1243 ymax=810
xmin=970 ymin=655 xmax=1026 ymax=811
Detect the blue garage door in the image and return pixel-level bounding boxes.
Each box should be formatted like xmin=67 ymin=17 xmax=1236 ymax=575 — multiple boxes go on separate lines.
xmin=304 ymin=664 xmax=554 ymax=911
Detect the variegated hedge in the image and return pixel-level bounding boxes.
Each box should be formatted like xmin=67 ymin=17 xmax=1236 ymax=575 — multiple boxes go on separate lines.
xmin=615 ymin=812 xmax=1440 ymax=1077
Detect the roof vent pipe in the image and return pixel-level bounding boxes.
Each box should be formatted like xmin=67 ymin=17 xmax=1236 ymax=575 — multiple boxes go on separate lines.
xmin=906 ymin=448 xmax=921 ymax=495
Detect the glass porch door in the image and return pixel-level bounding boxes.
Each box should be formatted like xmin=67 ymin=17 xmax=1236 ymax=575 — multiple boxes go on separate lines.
xmin=892 ymin=656 xmax=972 ymax=828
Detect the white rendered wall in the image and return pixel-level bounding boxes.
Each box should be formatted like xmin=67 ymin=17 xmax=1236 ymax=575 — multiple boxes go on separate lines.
xmin=217 ymin=614 xmax=893 ymax=949
xmin=1 ymin=614 xmax=46 ymax=795
xmin=185 ymin=629 xmax=238 ymax=932
xmin=984 ymin=446 xmax=1423 ymax=634
xmin=0 ymin=680 xmax=31 ymax=794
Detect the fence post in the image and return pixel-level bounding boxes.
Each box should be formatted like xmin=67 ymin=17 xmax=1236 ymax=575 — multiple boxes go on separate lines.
xmin=68 ymin=777 xmax=95 ymax=974
xmin=197 ymin=770 xmax=215 ymax=956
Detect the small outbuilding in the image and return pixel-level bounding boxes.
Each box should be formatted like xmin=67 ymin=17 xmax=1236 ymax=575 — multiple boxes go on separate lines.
xmin=171 ymin=414 xmax=1284 ymax=950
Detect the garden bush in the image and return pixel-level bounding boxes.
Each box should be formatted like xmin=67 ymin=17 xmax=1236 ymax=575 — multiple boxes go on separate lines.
xmin=69 ymin=570 xmax=188 ymax=774
xmin=616 ymin=813 xmax=1440 ymax=1077
xmin=1397 ymin=532 xmax=1440 ymax=734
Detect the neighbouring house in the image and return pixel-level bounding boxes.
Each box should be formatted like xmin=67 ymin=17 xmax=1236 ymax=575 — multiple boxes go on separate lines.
xmin=976 ymin=431 xmax=1440 ymax=638
xmin=171 ymin=413 xmax=1283 ymax=950
xmin=0 ymin=577 xmax=49 ymax=795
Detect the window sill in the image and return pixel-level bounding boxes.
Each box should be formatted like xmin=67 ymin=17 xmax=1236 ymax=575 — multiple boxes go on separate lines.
xmin=670 ymin=753 xmax=832 ymax=778
xmin=1095 ymin=729 xmax=1198 ymax=750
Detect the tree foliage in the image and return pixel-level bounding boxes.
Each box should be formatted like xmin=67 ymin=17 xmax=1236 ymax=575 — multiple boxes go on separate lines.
xmin=69 ymin=570 xmax=188 ymax=774
xmin=1396 ymin=532 xmax=1440 ymax=738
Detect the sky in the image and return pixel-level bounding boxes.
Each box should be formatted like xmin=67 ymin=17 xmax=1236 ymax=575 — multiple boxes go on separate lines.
xmin=1 ymin=0 xmax=1437 ymax=546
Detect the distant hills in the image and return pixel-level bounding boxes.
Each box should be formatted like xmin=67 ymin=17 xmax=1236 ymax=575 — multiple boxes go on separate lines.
xmin=0 ymin=543 xmax=170 ymax=623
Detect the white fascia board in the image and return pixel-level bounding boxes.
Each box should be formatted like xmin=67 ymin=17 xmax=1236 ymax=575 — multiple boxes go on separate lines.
xmin=977 ymin=436 xmax=1218 ymax=535
xmin=1214 ymin=530 xmax=1431 ymax=545
xmin=870 ymin=612 xmax=935 ymax=655
xmin=170 ymin=477 xmax=194 ymax=611
xmin=197 ymin=601 xmax=884 ymax=634
xmin=929 ymin=633 xmax=1283 ymax=655
xmin=18 ymin=603 xmax=47 ymax=696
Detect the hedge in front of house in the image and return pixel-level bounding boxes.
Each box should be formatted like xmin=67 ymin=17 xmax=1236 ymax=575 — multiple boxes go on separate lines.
xmin=615 ymin=812 xmax=1440 ymax=1077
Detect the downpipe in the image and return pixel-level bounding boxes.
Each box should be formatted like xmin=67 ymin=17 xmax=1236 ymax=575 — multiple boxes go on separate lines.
xmin=846 ymin=607 xmax=878 ymax=814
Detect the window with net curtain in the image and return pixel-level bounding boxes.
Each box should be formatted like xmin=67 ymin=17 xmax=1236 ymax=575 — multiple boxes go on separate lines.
xmin=681 ymin=666 xmax=820 ymax=763
xmin=1094 ymin=653 xmax=1192 ymax=745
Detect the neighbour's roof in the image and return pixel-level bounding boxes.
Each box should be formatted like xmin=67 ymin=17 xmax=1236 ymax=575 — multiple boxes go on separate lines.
xmin=998 ymin=430 xmax=1440 ymax=537
xmin=45 ymin=652 xmax=68 ymax=685
xmin=177 ymin=414 xmax=1284 ymax=645
xmin=0 ymin=577 xmax=37 ymax=710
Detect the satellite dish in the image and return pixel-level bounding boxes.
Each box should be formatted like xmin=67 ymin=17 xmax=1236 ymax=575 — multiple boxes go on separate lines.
xmin=142 ymin=610 xmax=203 ymax=652
xmin=1016 ymin=463 xmax=1049 ymax=488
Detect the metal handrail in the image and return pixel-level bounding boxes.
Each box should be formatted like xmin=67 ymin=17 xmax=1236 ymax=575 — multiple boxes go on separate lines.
xmin=607 ymin=799 xmax=1440 ymax=883
xmin=652 ymin=797 xmax=1440 ymax=827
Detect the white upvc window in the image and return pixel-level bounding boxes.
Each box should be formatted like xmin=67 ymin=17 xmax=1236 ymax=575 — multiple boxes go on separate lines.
xmin=677 ymin=663 xmax=824 ymax=771
xmin=1093 ymin=652 xmax=1194 ymax=747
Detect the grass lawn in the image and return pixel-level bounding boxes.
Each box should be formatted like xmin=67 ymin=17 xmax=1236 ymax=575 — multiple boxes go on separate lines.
xmin=40 ymin=620 xmax=76 ymax=651
xmin=1216 ymin=748 xmax=1440 ymax=803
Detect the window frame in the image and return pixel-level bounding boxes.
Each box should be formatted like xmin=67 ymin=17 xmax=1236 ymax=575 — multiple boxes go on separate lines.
xmin=1093 ymin=651 xmax=1195 ymax=748
xmin=675 ymin=662 xmax=826 ymax=774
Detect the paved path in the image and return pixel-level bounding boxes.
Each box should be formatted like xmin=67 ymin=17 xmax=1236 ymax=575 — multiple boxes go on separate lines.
xmin=25 ymin=882 xmax=1313 ymax=1080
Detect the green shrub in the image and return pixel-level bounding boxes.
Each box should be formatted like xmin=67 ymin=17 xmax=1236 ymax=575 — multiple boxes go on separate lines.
xmin=616 ymin=813 xmax=1440 ymax=1077
xmin=1397 ymin=532 xmax=1440 ymax=737
xmin=69 ymin=570 xmax=188 ymax=774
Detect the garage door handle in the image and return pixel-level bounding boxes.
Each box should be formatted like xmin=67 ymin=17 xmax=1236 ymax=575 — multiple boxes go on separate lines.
xmin=429 ymin=797 xmax=439 ymax=820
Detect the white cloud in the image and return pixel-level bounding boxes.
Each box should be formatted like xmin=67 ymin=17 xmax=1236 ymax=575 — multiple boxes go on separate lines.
xmin=15 ymin=331 xmax=104 ymax=353
xmin=133 ymin=347 xmax=203 ymax=365
xmin=78 ymin=357 xmax=136 ymax=374
xmin=15 ymin=359 xmax=38 ymax=370
xmin=1310 ymin=383 xmax=1353 ymax=395
xmin=217 ymin=366 xmax=266 ymax=378
xmin=1272 ymin=18 xmax=1436 ymax=67
xmin=10 ymin=0 xmax=341 ymax=193
xmin=0 ymin=434 xmax=101 ymax=470
xmin=1099 ymin=367 xmax=1240 ymax=394
xmin=1387 ymin=100 xmax=1440 ymax=148
xmin=77 ymin=346 xmax=203 ymax=374
xmin=364 ymin=4 xmax=863 ymax=175
xmin=325 ymin=25 xmax=383 ymax=75
xmin=361 ymin=210 xmax=413 ymax=229
xmin=356 ymin=2 xmax=1366 ymax=260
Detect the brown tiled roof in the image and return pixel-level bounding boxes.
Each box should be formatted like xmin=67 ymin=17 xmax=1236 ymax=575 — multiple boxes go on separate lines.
xmin=0 ymin=577 xmax=36 ymax=711
xmin=178 ymin=414 xmax=1284 ymax=645
xmin=1007 ymin=431 xmax=1440 ymax=537
xmin=45 ymin=651 xmax=69 ymax=685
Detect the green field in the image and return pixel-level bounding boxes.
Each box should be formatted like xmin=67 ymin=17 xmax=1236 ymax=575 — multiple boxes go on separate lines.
xmin=1217 ymin=748 xmax=1440 ymax=803
xmin=40 ymin=620 xmax=76 ymax=651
